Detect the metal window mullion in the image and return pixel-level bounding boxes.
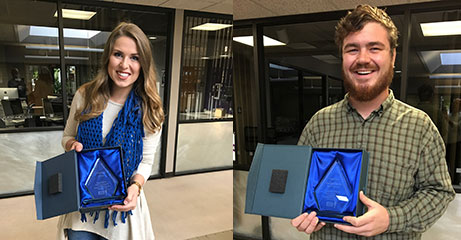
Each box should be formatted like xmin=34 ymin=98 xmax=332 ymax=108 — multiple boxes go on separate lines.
xmin=57 ymin=0 xmax=68 ymax=123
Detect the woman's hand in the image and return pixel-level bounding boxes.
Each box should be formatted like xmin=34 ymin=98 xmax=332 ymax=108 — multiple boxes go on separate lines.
xmin=66 ymin=139 xmax=83 ymax=152
xmin=109 ymin=183 xmax=139 ymax=212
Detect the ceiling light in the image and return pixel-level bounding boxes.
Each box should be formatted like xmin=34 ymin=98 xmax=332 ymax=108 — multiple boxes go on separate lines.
xmin=54 ymin=9 xmax=97 ymax=20
xmin=420 ymin=20 xmax=461 ymax=36
xmin=430 ymin=74 xmax=461 ymax=79
xmin=149 ymin=36 xmax=157 ymax=40
xmin=25 ymin=44 xmax=103 ymax=52
xmin=191 ymin=23 xmax=232 ymax=31
xmin=440 ymin=52 xmax=461 ymax=65
xmin=232 ymin=36 xmax=286 ymax=47
xmin=435 ymin=85 xmax=461 ymax=88
xmin=269 ymin=63 xmax=294 ymax=71
xmin=28 ymin=26 xmax=100 ymax=39
xmin=24 ymin=55 xmax=89 ymax=61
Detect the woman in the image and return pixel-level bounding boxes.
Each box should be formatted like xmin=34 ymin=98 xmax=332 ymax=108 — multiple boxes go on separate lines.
xmin=58 ymin=22 xmax=164 ymax=240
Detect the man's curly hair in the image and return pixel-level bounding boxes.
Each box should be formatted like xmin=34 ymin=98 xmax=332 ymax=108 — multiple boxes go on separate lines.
xmin=335 ymin=4 xmax=399 ymax=55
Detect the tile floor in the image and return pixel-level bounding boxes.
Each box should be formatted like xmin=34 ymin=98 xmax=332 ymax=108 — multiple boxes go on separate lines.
xmin=0 ymin=170 xmax=232 ymax=240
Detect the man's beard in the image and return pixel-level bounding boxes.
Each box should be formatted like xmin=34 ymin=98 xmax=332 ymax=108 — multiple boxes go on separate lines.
xmin=343 ymin=64 xmax=393 ymax=102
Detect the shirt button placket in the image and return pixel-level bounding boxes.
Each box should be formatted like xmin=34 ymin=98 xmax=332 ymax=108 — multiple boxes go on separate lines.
xmin=356 ymin=121 xmax=363 ymax=148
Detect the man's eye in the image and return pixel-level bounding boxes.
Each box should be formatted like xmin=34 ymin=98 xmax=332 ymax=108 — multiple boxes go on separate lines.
xmin=346 ymin=49 xmax=358 ymax=53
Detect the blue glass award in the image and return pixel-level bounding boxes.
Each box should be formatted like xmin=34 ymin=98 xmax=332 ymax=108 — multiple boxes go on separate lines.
xmin=84 ymin=157 xmax=119 ymax=199
xmin=314 ymin=158 xmax=353 ymax=214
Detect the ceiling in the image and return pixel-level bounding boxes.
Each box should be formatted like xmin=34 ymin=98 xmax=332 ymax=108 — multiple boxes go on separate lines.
xmin=234 ymin=0 xmax=439 ymax=20
xmin=109 ymin=0 xmax=232 ymax=15
xmin=233 ymin=1 xmax=461 ymax=94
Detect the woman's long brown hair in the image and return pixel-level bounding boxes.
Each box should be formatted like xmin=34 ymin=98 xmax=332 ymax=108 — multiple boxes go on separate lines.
xmin=75 ymin=22 xmax=164 ymax=134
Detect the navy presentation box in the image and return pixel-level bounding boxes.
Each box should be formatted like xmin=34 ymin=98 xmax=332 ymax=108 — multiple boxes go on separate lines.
xmin=34 ymin=146 xmax=127 ymax=220
xmin=245 ymin=144 xmax=369 ymax=224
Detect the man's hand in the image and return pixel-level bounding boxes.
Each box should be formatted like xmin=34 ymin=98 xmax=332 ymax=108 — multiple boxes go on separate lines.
xmin=334 ymin=191 xmax=389 ymax=237
xmin=291 ymin=211 xmax=326 ymax=234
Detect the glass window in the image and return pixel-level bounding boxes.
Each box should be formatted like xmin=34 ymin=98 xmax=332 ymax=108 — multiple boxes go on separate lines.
xmin=406 ymin=9 xmax=461 ymax=191
xmin=233 ymin=26 xmax=259 ymax=167
xmin=233 ymin=26 xmax=263 ymax=240
xmin=178 ymin=13 xmax=233 ymax=121
xmin=263 ymin=20 xmax=344 ymax=145
xmin=174 ymin=12 xmax=233 ymax=174
xmin=0 ymin=0 xmax=59 ymax=129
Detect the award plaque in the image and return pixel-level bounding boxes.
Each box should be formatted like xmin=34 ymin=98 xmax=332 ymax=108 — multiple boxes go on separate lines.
xmin=84 ymin=157 xmax=119 ymax=200
xmin=78 ymin=147 xmax=126 ymax=210
xmin=34 ymin=146 xmax=127 ymax=220
xmin=314 ymin=158 xmax=353 ymax=214
xmin=245 ymin=144 xmax=368 ymax=224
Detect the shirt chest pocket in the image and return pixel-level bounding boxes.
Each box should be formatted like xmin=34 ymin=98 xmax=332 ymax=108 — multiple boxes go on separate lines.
xmin=371 ymin=153 xmax=417 ymax=205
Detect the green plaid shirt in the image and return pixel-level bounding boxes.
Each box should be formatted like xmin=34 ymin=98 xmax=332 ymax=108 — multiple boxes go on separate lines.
xmin=298 ymin=90 xmax=455 ymax=240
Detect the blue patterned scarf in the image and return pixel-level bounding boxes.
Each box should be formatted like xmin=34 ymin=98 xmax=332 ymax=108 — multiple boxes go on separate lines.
xmin=77 ymin=89 xmax=144 ymax=227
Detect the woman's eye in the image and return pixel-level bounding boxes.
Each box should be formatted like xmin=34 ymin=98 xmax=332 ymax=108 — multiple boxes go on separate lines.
xmin=131 ymin=56 xmax=139 ymax=61
xmin=114 ymin=52 xmax=122 ymax=58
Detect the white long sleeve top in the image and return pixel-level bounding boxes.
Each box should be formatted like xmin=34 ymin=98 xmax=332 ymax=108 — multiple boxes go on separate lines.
xmin=58 ymin=90 xmax=159 ymax=240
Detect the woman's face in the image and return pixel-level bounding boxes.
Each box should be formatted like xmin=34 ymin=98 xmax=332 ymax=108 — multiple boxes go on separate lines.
xmin=108 ymin=36 xmax=141 ymax=93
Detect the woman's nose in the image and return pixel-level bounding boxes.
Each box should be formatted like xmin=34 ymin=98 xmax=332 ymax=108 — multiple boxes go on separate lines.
xmin=119 ymin=57 xmax=129 ymax=68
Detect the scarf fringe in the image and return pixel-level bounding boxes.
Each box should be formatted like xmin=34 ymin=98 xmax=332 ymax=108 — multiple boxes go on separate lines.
xmin=112 ymin=211 xmax=118 ymax=226
xmin=104 ymin=210 xmax=110 ymax=228
xmin=79 ymin=209 xmax=132 ymax=228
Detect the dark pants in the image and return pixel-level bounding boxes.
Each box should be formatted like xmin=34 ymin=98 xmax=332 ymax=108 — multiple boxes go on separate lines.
xmin=66 ymin=229 xmax=107 ymax=240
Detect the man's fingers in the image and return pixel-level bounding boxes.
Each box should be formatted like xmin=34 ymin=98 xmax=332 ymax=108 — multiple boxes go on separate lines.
xmin=335 ymin=223 xmax=373 ymax=236
xmin=291 ymin=213 xmax=308 ymax=227
xmin=314 ymin=222 xmax=326 ymax=232
xmin=304 ymin=217 xmax=319 ymax=233
xmin=343 ymin=212 xmax=373 ymax=227
xmin=359 ymin=191 xmax=376 ymax=208
xmin=297 ymin=212 xmax=318 ymax=233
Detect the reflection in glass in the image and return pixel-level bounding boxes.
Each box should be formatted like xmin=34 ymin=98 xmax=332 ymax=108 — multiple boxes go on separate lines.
xmin=179 ymin=15 xmax=233 ymax=121
xmin=406 ymin=9 xmax=461 ymax=191
xmin=84 ymin=157 xmax=118 ymax=200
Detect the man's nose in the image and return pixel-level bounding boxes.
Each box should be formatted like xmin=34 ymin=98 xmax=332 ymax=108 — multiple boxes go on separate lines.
xmin=356 ymin=49 xmax=371 ymax=64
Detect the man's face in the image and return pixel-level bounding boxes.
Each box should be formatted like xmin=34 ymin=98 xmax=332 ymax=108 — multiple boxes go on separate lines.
xmin=341 ymin=22 xmax=396 ymax=102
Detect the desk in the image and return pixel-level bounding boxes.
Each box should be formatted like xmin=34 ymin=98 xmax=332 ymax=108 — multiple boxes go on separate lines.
xmin=41 ymin=115 xmax=64 ymax=126
xmin=1 ymin=118 xmax=25 ymax=128
xmin=32 ymin=106 xmax=44 ymax=115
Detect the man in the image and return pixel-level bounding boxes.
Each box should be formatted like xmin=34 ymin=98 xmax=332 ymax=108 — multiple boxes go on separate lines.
xmin=8 ymin=68 xmax=26 ymax=99
xmin=291 ymin=5 xmax=455 ymax=239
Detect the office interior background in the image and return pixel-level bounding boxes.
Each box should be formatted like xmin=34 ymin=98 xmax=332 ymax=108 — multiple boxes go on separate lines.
xmin=233 ymin=0 xmax=461 ymax=239
xmin=0 ymin=0 xmax=233 ymax=239
xmin=0 ymin=0 xmax=233 ymax=198
xmin=2 ymin=0 xmax=461 ymax=239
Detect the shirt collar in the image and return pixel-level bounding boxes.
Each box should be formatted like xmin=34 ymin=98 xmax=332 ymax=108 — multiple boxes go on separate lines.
xmin=344 ymin=89 xmax=395 ymax=117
